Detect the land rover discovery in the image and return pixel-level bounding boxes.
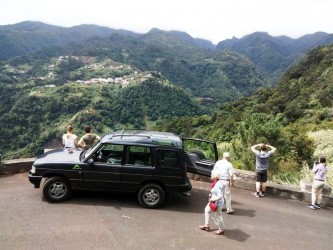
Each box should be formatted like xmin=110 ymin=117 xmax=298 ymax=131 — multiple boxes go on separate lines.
xmin=29 ymin=129 xmax=217 ymax=208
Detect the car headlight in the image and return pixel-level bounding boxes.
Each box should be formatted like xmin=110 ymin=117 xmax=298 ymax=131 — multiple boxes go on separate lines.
xmin=30 ymin=166 xmax=36 ymax=174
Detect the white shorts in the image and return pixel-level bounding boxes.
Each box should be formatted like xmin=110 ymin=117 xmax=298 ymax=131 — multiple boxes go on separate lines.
xmin=312 ymin=180 xmax=325 ymax=189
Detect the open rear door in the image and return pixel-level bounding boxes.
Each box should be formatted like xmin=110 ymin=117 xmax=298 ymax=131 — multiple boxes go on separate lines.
xmin=182 ymin=138 xmax=218 ymax=177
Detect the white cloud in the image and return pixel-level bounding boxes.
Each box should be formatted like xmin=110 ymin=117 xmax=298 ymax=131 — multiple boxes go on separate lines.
xmin=0 ymin=0 xmax=332 ymax=44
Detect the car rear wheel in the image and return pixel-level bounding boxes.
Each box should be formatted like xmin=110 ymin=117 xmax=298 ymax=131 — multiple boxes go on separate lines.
xmin=43 ymin=177 xmax=72 ymax=202
xmin=138 ymin=184 xmax=165 ymax=209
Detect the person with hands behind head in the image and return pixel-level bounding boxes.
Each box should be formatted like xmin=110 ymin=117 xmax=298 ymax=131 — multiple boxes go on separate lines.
xmin=199 ymin=169 xmax=225 ymax=235
xmin=251 ymin=143 xmax=276 ymax=198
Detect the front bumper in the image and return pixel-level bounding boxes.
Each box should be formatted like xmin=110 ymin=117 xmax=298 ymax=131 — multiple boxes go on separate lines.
xmin=28 ymin=172 xmax=42 ymax=188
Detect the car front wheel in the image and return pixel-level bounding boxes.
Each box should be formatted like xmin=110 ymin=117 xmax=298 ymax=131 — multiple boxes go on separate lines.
xmin=138 ymin=184 xmax=165 ymax=209
xmin=43 ymin=177 xmax=72 ymax=202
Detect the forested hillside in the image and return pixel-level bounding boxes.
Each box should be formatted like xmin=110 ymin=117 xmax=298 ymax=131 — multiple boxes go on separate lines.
xmin=0 ymin=22 xmax=269 ymax=159
xmin=0 ymin=56 xmax=202 ymax=158
xmin=155 ymin=44 xmax=333 ymax=184
xmin=30 ymin=31 xmax=267 ymax=104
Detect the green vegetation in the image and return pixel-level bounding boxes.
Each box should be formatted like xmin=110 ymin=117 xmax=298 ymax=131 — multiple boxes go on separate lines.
xmin=51 ymin=33 xmax=267 ymax=104
xmin=0 ymin=28 xmax=271 ymax=160
xmin=0 ymin=57 xmax=203 ymax=158
xmin=155 ymin=44 xmax=333 ymax=188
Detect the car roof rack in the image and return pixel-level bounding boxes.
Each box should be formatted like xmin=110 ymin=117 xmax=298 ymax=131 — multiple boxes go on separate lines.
xmin=109 ymin=128 xmax=151 ymax=140
xmin=104 ymin=129 xmax=182 ymax=148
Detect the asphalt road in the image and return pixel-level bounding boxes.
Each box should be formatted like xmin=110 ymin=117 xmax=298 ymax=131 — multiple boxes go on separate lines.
xmin=0 ymin=173 xmax=332 ymax=250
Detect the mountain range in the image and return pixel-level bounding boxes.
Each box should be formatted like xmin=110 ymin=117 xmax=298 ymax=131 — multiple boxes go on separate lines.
xmin=216 ymin=31 xmax=333 ymax=84
xmin=0 ymin=21 xmax=267 ymax=104
xmin=1 ymin=21 xmax=333 ymax=159
xmin=1 ymin=21 xmax=333 ymax=85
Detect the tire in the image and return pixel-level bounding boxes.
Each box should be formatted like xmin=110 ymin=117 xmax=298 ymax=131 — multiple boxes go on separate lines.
xmin=138 ymin=184 xmax=165 ymax=209
xmin=43 ymin=177 xmax=72 ymax=202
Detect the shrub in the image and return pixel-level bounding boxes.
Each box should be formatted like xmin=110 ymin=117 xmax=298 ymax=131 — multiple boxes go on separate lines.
xmin=277 ymin=159 xmax=299 ymax=173
xmin=271 ymin=171 xmax=301 ymax=187
xmin=308 ymin=129 xmax=333 ymax=161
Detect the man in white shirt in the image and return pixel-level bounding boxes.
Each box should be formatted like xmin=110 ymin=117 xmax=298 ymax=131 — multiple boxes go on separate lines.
xmin=213 ymin=152 xmax=235 ymax=214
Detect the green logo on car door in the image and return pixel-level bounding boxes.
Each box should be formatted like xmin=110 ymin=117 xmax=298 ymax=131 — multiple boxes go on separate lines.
xmin=72 ymin=165 xmax=82 ymax=170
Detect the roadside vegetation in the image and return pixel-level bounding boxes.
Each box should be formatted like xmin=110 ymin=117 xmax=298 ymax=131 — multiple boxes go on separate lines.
xmin=155 ymin=44 xmax=333 ymax=190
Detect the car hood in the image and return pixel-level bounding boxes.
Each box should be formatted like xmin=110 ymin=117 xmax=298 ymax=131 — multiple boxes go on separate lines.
xmin=34 ymin=148 xmax=82 ymax=164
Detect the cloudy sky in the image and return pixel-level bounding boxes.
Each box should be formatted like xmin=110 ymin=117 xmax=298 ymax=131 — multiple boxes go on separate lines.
xmin=1 ymin=0 xmax=332 ymax=44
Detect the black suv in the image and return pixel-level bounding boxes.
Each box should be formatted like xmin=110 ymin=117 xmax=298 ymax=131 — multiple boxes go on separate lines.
xmin=29 ymin=129 xmax=217 ymax=208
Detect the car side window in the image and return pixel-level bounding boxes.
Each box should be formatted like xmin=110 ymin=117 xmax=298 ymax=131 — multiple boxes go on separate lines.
xmin=158 ymin=150 xmax=179 ymax=169
xmin=125 ymin=146 xmax=152 ymax=166
xmin=94 ymin=144 xmax=124 ymax=164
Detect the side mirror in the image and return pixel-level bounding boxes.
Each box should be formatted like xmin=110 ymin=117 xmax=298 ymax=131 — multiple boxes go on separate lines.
xmin=87 ymin=158 xmax=94 ymax=166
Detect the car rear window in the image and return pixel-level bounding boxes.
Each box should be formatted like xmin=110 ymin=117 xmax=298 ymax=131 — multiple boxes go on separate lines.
xmin=158 ymin=150 xmax=179 ymax=169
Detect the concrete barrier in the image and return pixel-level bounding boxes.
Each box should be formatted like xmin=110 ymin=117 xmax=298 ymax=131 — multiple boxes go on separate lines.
xmin=1 ymin=158 xmax=332 ymax=207
xmin=188 ymin=169 xmax=333 ymax=207
xmin=0 ymin=158 xmax=35 ymax=175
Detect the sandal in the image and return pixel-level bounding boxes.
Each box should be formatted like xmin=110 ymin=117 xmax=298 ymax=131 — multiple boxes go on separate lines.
xmin=213 ymin=230 xmax=225 ymax=235
xmin=199 ymin=225 xmax=210 ymax=231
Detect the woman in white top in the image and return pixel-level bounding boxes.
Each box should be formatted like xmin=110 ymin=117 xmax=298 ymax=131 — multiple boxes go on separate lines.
xmin=62 ymin=124 xmax=78 ymax=149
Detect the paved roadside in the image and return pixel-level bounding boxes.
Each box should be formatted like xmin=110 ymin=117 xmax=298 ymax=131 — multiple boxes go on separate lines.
xmin=0 ymin=173 xmax=332 ymax=250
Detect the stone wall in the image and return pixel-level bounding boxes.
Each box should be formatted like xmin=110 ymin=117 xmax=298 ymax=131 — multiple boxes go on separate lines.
xmin=0 ymin=158 xmax=35 ymax=175
xmin=1 ymin=158 xmax=332 ymax=207
xmin=188 ymin=169 xmax=333 ymax=207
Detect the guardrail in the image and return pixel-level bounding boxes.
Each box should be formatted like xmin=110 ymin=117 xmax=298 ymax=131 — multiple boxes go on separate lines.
xmin=1 ymin=158 xmax=332 ymax=207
